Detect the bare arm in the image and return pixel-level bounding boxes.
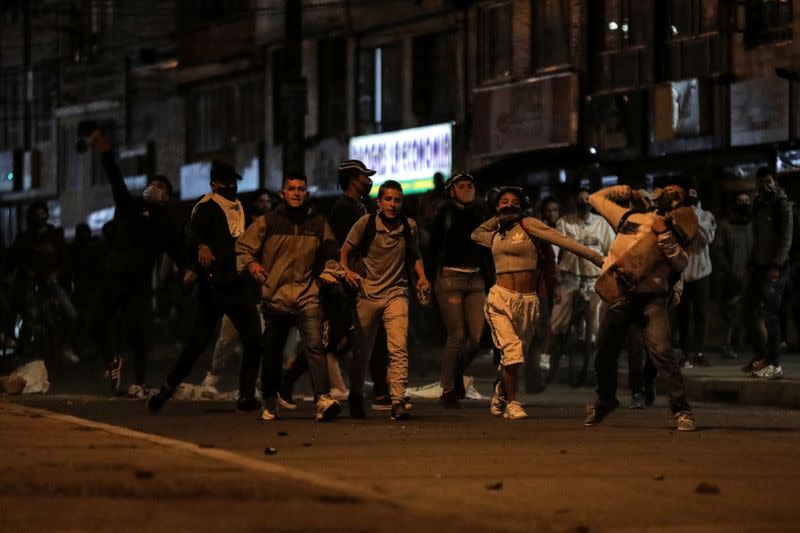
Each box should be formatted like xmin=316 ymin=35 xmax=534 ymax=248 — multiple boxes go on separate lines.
xmin=589 ymin=186 xmax=633 ymax=230
xmin=471 ymin=217 xmax=499 ymax=248
xmin=521 ymin=217 xmax=604 ymax=267
xmin=656 ymin=231 xmax=689 ymax=273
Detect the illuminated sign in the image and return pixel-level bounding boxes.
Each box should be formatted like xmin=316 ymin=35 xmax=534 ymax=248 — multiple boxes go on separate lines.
xmin=180 ymin=158 xmax=260 ymax=201
xmin=349 ymin=123 xmax=452 ymax=195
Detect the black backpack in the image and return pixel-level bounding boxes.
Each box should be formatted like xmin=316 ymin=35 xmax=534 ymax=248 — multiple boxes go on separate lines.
xmin=350 ymin=213 xmax=418 ymax=278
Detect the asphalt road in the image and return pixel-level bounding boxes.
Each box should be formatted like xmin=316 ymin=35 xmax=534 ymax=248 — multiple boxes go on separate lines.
xmin=11 ymin=387 xmax=800 ymax=532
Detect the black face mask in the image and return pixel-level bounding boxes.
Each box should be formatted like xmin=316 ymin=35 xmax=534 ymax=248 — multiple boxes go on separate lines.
xmin=734 ymin=204 xmax=752 ymax=221
xmin=576 ymin=202 xmax=591 ymax=216
xmin=217 ymin=185 xmax=238 ymax=201
xmin=685 ymin=196 xmax=699 ymax=207
xmin=498 ymin=205 xmax=522 ymax=231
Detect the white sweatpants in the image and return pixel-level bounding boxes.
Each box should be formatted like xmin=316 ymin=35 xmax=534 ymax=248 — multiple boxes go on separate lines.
xmin=484 ymin=284 xmax=540 ymax=367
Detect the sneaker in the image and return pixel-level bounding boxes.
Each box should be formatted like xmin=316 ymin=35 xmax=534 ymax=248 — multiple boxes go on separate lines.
xmin=200 ymin=372 xmax=220 ymax=389
xmin=146 ymin=385 xmax=174 ymax=412
xmin=681 ymin=358 xmax=694 ymax=369
xmin=315 ymin=394 xmax=342 ymax=422
xmin=236 ymin=397 xmax=262 ymax=413
xmin=261 ymin=397 xmax=279 ymax=421
xmin=440 ymin=389 xmax=461 ymax=409
xmin=503 ymin=400 xmax=528 ymax=420
xmin=277 ymin=392 xmax=298 ymax=410
xmin=742 ymin=357 xmax=766 ymax=373
xmin=539 ymin=353 xmax=551 ymax=372
xmin=675 ymin=411 xmax=697 ymax=431
xmin=630 ymin=392 xmax=645 ymax=409
xmin=62 ymin=350 xmax=80 ymax=365
xmin=348 ymin=391 xmax=366 ymax=418
xmin=753 ymin=364 xmax=784 ymax=380
xmin=105 ymin=357 xmax=123 ymax=392
xmin=489 ymin=382 xmax=506 ymax=416
xmin=390 ymin=402 xmax=409 ymax=421
xmin=690 ymin=353 xmax=711 ymax=367
xmin=584 ymin=399 xmax=619 ymax=427
xmin=371 ymin=394 xmax=392 ymax=411
xmin=127 ymin=384 xmax=148 ymax=399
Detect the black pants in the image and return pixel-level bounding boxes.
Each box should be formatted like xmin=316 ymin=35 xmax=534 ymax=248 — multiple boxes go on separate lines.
xmin=595 ymin=295 xmax=690 ymax=414
xmin=626 ymin=324 xmax=657 ymax=395
xmin=166 ymin=280 xmax=263 ymax=400
xmin=677 ymin=276 xmax=710 ymax=355
xmin=92 ymin=273 xmax=152 ymax=384
xmin=745 ymin=266 xmax=788 ymax=366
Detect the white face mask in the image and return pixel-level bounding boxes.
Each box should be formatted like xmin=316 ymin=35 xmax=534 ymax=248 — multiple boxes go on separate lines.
xmin=143 ymin=184 xmax=167 ymax=204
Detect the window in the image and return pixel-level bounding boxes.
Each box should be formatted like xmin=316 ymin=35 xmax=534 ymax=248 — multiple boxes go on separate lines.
xmin=413 ymin=32 xmax=458 ymax=123
xmin=477 ymin=2 xmax=512 ymax=82
xmin=356 ymin=43 xmax=403 ymax=133
xmin=188 ymin=78 xmax=264 ymax=157
xmin=664 ymin=0 xmax=722 ymax=80
xmin=0 ymin=70 xmax=23 ymax=150
xmin=747 ymin=0 xmax=793 ymax=46
xmin=318 ymin=37 xmax=347 ymax=138
xmin=667 ymin=0 xmax=718 ymax=38
xmin=532 ymin=0 xmax=571 ymax=69
xmin=34 ymin=64 xmax=58 ymax=143
xmin=601 ymin=0 xmax=650 ymax=51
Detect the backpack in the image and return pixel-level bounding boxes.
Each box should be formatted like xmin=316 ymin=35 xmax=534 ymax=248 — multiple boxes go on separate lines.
xmin=350 ymin=213 xmax=418 ymax=279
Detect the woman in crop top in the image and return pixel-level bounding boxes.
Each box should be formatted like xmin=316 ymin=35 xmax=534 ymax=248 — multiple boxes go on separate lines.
xmin=471 ymin=187 xmax=604 ymax=419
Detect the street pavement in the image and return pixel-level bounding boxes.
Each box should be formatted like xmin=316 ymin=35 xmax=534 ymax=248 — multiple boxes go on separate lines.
xmin=5 ymin=385 xmax=800 ymax=532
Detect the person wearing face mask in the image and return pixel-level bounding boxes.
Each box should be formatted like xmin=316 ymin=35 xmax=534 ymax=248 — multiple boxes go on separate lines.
xmin=471 ymin=187 xmax=604 ymax=420
xmin=742 ymin=167 xmax=793 ymax=379
xmin=538 ymin=188 xmax=614 ymax=381
xmin=89 ymin=132 xmax=180 ymax=396
xmin=676 ymin=187 xmax=716 ymax=369
xmin=426 ymin=172 xmax=493 ymax=407
xmin=237 ymin=175 xmax=344 ymax=422
xmin=585 ymin=185 xmax=698 ymax=431
xmin=712 ymin=193 xmax=754 ymax=360
xmin=148 ymin=161 xmax=265 ymax=413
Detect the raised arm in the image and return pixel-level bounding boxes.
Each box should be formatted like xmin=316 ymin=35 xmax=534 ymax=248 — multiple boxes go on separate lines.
xmin=91 ymin=132 xmax=132 ymax=210
xmin=589 ymin=185 xmax=634 ymax=230
xmin=471 ymin=217 xmax=499 ymax=248
xmin=521 ymin=217 xmax=603 ymax=267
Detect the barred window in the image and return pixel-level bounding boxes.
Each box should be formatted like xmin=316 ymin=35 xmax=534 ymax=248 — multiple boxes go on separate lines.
xmin=746 ymin=0 xmax=793 ymax=46
xmin=477 ymin=2 xmax=512 ymax=83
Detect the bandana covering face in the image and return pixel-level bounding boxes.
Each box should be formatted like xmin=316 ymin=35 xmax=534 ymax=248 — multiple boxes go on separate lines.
xmin=193 ymin=192 xmax=245 ymax=238
xmin=498 ymin=205 xmax=522 ymax=232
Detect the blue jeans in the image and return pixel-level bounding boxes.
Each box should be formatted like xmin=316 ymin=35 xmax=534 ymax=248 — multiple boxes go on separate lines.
xmin=261 ymin=305 xmax=329 ymax=400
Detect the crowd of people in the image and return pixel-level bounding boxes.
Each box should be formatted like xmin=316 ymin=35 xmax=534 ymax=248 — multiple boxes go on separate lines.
xmin=0 ymin=128 xmax=795 ymax=431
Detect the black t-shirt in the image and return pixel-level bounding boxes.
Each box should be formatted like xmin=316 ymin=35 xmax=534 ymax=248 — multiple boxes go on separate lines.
xmin=329 ymin=194 xmax=368 ymax=246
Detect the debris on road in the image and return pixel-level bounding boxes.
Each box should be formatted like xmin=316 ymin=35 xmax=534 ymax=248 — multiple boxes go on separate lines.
xmin=653 ymin=474 xmax=665 ymax=481
xmin=1 ymin=360 xmax=49 ymax=394
xmin=264 ymin=447 xmax=278 ymax=455
xmin=695 ymin=482 xmax=720 ymax=494
xmin=485 ymin=481 xmax=503 ymax=491
xmin=277 ymin=431 xmax=289 ymax=437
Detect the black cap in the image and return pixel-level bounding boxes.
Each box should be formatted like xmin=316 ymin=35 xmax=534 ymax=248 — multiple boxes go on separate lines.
xmin=338 ymin=159 xmax=376 ymax=176
xmin=210 ymin=161 xmax=242 ymax=184
xmin=444 ymin=171 xmax=475 ymax=191
xmin=494 ymin=186 xmax=529 ymax=209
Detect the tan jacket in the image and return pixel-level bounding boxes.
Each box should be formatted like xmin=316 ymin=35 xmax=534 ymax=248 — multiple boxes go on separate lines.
xmin=236 ymin=206 xmax=341 ymax=314
xmin=590 ymin=186 xmax=688 ymax=295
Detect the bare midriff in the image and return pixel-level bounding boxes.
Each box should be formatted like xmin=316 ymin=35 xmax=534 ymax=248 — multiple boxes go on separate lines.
xmin=496 ymin=270 xmax=536 ymax=294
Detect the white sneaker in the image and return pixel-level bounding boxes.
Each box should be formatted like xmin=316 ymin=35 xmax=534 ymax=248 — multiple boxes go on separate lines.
xmin=503 ymin=400 xmax=528 ymax=420
xmin=539 ymin=353 xmax=551 ymax=372
xmin=261 ymin=397 xmax=279 ymax=421
xmin=127 ymin=384 xmax=148 ymax=399
xmin=315 ymin=394 xmax=342 ymax=422
xmin=753 ymin=364 xmax=784 ymax=380
xmin=200 ymin=372 xmax=220 ymax=389
xmin=62 ymin=350 xmax=80 ymax=364
xmin=489 ymin=382 xmax=506 ymax=416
